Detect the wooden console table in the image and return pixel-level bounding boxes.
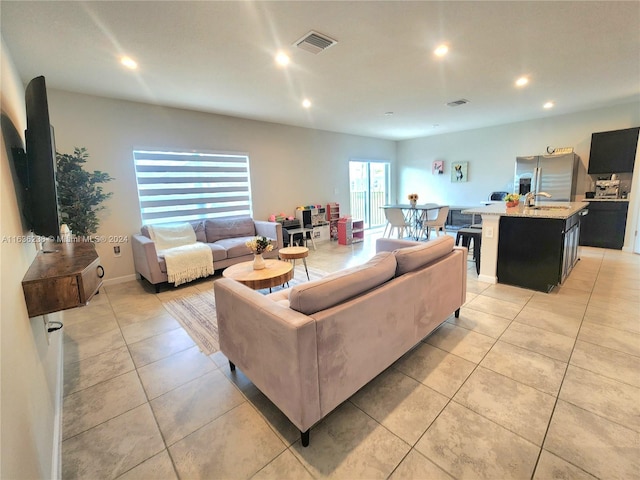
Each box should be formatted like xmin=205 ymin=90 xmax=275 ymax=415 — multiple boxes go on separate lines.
xmin=22 ymin=241 xmax=104 ymax=317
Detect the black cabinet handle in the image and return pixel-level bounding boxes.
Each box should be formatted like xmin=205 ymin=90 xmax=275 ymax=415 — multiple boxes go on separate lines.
xmin=97 ymin=265 xmax=105 ymax=278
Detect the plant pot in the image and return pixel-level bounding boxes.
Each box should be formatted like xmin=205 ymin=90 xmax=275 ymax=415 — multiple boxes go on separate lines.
xmin=253 ymin=253 xmax=266 ymax=270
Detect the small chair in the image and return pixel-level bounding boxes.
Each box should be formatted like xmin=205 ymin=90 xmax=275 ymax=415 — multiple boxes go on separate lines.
xmin=383 ymin=208 xmax=412 ymax=239
xmin=418 ymin=206 xmax=449 ymax=240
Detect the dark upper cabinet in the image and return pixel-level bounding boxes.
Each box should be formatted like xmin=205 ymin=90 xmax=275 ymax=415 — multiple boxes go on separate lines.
xmin=587 ymin=127 xmax=639 ymax=174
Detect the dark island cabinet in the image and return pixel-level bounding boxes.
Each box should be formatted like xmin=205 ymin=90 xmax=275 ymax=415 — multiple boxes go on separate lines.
xmin=498 ymin=212 xmax=584 ymax=292
xmin=579 ymin=201 xmax=628 ymax=250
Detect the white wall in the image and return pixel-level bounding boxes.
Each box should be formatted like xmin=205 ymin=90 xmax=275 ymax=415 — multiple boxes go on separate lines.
xmin=397 ymin=102 xmax=640 ymax=250
xmin=1 ymin=36 xmax=63 ymax=480
xmin=46 ymin=90 xmax=397 ymax=281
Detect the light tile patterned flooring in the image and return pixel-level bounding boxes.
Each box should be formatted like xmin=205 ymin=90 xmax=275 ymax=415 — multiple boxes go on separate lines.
xmin=62 ymin=231 xmax=640 ymax=479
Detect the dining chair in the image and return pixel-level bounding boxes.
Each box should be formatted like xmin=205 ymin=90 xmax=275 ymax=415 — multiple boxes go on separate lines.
xmin=383 ymin=208 xmax=412 ymax=239
xmin=418 ymin=206 xmax=449 ymax=240
xmin=420 ymin=203 xmax=440 ymax=222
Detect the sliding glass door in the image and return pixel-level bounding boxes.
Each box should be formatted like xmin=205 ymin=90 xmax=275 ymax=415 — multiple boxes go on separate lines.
xmin=349 ymin=160 xmax=390 ymax=228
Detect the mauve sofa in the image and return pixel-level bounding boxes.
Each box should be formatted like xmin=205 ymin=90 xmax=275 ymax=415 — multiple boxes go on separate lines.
xmin=214 ymin=236 xmax=467 ymax=446
xmin=132 ymin=216 xmax=283 ymax=292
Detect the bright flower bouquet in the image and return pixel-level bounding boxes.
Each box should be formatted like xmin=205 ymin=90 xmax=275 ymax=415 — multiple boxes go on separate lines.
xmin=407 ymin=193 xmax=419 ymax=202
xmin=505 ymin=193 xmax=520 ymax=207
xmin=245 ymin=236 xmax=273 ymax=254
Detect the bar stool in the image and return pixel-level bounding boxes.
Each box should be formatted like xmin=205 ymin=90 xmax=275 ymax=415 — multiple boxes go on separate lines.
xmin=456 ymin=227 xmax=481 ymax=274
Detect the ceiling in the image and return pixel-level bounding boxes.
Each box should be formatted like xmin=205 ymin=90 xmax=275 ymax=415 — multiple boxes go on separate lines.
xmin=2 ymin=1 xmax=639 ymax=141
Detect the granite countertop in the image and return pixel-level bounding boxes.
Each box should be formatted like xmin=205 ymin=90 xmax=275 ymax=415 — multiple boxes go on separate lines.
xmin=461 ymin=201 xmax=588 ymax=219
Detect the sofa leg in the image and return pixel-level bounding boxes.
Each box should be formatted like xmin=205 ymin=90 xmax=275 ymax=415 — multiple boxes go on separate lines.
xmin=229 ymin=361 xmax=236 ymax=372
xmin=455 ymin=308 xmax=460 ymax=318
xmin=155 ymin=284 xmax=160 ymax=294
xmin=301 ymin=429 xmax=309 ymax=447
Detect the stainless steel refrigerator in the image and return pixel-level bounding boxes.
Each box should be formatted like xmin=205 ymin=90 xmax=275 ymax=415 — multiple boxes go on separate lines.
xmin=514 ymin=153 xmax=578 ymax=202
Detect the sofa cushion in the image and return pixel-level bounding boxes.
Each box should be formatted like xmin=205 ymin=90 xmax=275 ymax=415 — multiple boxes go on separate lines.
xmin=207 ymin=243 xmax=228 ymax=263
xmin=393 ymin=235 xmax=454 ymax=276
xmin=192 ymin=221 xmax=206 ymax=243
xmin=205 ymin=216 xmax=256 ymax=243
xmin=141 ymin=220 xmax=205 ymax=243
xmin=289 ymin=251 xmax=396 ymax=315
xmin=214 ymin=237 xmax=255 ymax=258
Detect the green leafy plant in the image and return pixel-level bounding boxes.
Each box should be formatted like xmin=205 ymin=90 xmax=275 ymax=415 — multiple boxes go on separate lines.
xmin=56 ymin=147 xmax=114 ymax=237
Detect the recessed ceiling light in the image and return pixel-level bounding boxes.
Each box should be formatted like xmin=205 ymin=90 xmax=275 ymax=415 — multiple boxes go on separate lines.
xmin=384 ymin=111 xmax=394 ymax=116
xmin=434 ymin=44 xmax=449 ymax=57
xmin=120 ymin=56 xmax=138 ymax=70
xmin=543 ymin=101 xmax=555 ymax=109
xmin=302 ymin=98 xmax=311 ymax=108
xmin=275 ymin=51 xmax=290 ymax=66
xmin=515 ymin=76 xmax=529 ymax=87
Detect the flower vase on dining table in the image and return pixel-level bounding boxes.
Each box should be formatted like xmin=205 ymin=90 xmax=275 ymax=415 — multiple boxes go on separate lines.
xmin=253 ymin=253 xmax=266 ymax=270
xmin=410 ymin=199 xmax=417 ymax=208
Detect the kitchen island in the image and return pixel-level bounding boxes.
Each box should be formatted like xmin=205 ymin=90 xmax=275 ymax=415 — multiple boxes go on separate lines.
xmin=462 ymin=202 xmax=589 ymax=292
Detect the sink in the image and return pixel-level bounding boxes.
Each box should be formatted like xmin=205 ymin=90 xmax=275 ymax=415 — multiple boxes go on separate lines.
xmin=530 ymin=206 xmax=571 ymax=211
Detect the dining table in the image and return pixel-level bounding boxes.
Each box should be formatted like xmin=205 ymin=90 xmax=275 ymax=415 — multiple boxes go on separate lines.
xmin=381 ymin=204 xmax=442 ymax=240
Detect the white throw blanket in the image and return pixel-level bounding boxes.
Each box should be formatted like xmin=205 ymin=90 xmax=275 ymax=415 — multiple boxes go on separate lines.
xmin=148 ymin=222 xmax=197 ymax=251
xmin=148 ymin=223 xmax=214 ymax=286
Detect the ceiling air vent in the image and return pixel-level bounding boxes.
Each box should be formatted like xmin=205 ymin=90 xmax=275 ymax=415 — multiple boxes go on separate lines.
xmin=446 ymin=99 xmax=470 ymax=107
xmin=294 ymin=31 xmax=337 ymax=54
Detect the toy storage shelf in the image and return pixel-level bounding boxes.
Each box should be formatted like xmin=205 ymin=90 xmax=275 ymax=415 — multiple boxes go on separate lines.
xmin=352 ymin=219 xmax=364 ymax=243
xmin=327 ymin=202 xmax=340 ymax=240
xmin=337 ymin=218 xmax=364 ymax=245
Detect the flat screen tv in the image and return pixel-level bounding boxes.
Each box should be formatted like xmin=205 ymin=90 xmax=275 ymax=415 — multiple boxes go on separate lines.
xmin=24 ymin=75 xmax=60 ymax=238
xmin=588 ymin=126 xmax=640 ymax=174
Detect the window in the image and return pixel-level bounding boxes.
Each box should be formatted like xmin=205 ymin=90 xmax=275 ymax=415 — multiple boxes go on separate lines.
xmin=133 ymin=150 xmax=251 ymax=225
xmin=349 ymin=160 xmax=390 ymax=228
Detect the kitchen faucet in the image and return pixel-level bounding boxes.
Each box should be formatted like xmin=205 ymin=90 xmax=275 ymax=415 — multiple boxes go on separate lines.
xmin=525 ymin=191 xmax=552 ymax=207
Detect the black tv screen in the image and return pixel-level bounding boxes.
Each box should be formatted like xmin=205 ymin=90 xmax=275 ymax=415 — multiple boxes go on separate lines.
xmin=588 ymin=127 xmax=640 ymax=174
xmin=24 ymin=76 xmax=60 ymax=238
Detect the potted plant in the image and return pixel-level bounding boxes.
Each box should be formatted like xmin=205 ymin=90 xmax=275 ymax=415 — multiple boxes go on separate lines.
xmin=245 ymin=235 xmax=273 ymax=269
xmin=504 ymin=193 xmax=520 ymax=208
xmin=56 ymin=147 xmax=114 ymax=237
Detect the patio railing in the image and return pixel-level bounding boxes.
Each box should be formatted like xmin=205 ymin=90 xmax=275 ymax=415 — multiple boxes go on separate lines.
xmin=350 ymin=191 xmax=387 ymax=228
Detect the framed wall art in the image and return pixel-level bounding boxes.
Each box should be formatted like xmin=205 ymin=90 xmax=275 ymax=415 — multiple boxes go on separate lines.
xmin=432 ymin=160 xmax=444 ymax=175
xmin=451 ymin=161 xmax=468 ymax=183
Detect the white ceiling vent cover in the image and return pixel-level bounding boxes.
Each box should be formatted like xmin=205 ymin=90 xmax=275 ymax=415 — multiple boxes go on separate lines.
xmin=446 ymin=99 xmax=470 ymax=107
xmin=294 ymin=31 xmax=337 ymax=54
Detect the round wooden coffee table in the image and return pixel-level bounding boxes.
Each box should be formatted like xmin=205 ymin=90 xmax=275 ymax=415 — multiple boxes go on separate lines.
xmin=278 ymin=246 xmax=310 ymax=280
xmin=222 ymin=259 xmax=293 ymax=291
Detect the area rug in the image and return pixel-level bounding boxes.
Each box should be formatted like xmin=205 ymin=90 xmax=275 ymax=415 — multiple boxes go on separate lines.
xmin=161 ymin=265 xmax=327 ymax=355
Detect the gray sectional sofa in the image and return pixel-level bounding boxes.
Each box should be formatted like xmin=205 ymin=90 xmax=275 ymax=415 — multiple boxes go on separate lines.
xmin=214 ymin=236 xmax=467 ymax=447
xmin=132 ymin=216 xmax=283 ymax=292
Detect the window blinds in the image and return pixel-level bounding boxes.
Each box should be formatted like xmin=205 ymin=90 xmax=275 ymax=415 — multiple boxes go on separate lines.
xmin=133 ymin=150 xmax=252 ymax=225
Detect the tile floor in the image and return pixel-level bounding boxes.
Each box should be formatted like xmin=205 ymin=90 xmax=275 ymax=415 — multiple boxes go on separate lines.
xmin=61 ymin=230 xmax=640 ymax=479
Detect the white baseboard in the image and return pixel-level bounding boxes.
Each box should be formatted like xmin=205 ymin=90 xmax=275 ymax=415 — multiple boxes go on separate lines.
xmin=51 ymin=334 xmax=64 ymax=480
xmin=478 ymin=274 xmax=497 ymax=284
xmin=102 ymin=273 xmax=138 ymax=286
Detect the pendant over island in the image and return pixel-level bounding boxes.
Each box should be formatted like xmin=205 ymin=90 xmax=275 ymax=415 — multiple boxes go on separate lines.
xmin=462 ymin=202 xmax=589 ymax=292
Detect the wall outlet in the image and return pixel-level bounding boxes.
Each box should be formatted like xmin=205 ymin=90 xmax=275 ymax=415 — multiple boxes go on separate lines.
xmin=485 ymin=227 xmax=494 ymax=238
xmin=113 ymin=245 xmax=121 ymax=257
